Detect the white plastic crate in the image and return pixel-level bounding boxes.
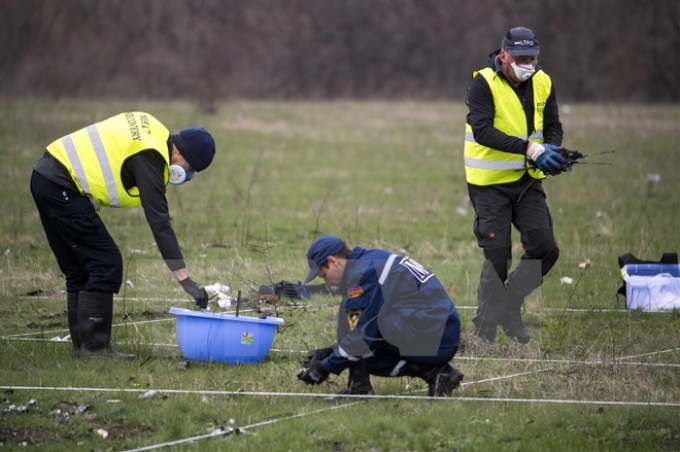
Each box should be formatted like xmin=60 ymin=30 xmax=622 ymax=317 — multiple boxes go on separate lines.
xmin=621 ymin=264 xmax=680 ymax=312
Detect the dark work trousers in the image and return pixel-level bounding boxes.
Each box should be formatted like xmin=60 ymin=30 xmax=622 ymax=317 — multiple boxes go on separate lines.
xmin=30 ymin=171 xmax=123 ymax=294
xmin=365 ymin=341 xmax=458 ymax=378
xmin=467 ymin=175 xmax=559 ymax=327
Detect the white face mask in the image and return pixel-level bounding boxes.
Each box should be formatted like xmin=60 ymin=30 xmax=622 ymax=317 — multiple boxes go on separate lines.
xmin=168 ymin=164 xmax=195 ymax=185
xmin=511 ymin=62 xmax=536 ymax=81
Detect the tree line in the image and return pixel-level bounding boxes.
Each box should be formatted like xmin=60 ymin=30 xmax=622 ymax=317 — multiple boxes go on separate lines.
xmin=0 ymin=0 xmax=678 ymax=104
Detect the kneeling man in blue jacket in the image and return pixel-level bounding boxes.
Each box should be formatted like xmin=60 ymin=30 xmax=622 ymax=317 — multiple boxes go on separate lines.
xmin=297 ymin=235 xmax=463 ymax=397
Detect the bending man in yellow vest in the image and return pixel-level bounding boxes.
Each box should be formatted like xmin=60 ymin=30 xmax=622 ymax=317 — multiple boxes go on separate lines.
xmin=30 ymin=112 xmax=216 ymax=358
xmin=463 ymin=27 xmax=566 ymax=345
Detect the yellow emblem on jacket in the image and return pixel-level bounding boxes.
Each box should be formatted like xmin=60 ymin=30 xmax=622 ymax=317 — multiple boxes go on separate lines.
xmin=347 ymin=309 xmax=362 ymax=330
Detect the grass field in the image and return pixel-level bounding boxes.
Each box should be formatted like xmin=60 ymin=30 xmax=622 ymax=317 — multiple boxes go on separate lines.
xmin=0 ymin=101 xmax=678 ymax=451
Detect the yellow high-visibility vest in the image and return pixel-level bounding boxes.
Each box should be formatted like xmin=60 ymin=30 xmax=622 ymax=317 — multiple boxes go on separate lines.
xmin=47 ymin=112 xmax=170 ymax=208
xmin=464 ymin=67 xmax=552 ymax=186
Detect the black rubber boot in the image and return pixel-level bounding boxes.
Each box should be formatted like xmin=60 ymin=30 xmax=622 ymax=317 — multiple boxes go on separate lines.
xmin=501 ymin=289 xmax=531 ymax=344
xmin=338 ymin=359 xmax=374 ymax=395
xmin=407 ymin=363 xmax=464 ymax=397
xmin=66 ymin=291 xmax=81 ymax=357
xmin=500 ymin=310 xmax=531 ymax=344
xmin=503 ymin=264 xmax=540 ymax=344
xmin=473 ymin=319 xmax=498 ymax=343
xmin=78 ymin=291 xmax=135 ymax=359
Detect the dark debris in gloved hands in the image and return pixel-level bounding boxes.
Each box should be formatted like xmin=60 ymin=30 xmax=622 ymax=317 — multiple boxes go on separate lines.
xmin=557 ymin=148 xmax=585 ymax=173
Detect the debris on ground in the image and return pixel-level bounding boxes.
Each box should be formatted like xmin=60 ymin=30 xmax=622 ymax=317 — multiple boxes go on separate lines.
xmin=2 ymin=399 xmax=37 ymax=416
xmin=139 ymin=390 xmax=158 ymax=399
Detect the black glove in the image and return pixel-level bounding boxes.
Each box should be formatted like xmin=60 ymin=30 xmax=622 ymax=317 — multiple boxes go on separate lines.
xmin=302 ymin=347 xmax=334 ymax=368
xmin=179 ymin=277 xmax=209 ymax=309
xmin=297 ymin=359 xmax=330 ymax=385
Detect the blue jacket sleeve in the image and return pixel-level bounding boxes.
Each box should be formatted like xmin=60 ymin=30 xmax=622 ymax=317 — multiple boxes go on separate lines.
xmin=321 ymin=290 xmax=378 ymax=374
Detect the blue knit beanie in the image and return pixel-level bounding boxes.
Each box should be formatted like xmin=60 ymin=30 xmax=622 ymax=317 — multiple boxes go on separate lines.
xmin=172 ymin=127 xmax=216 ymax=172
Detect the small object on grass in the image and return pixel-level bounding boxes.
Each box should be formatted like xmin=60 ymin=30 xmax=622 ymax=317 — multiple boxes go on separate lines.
xmin=216 ymin=294 xmax=233 ymax=308
xmin=205 ymin=283 xmax=233 ymax=308
xmin=139 ymin=390 xmax=157 ymax=399
xmin=104 ymin=407 xmax=124 ymax=416
xmin=560 ymin=276 xmax=574 ymax=285
xmin=646 ymin=173 xmax=661 ymax=183
xmin=178 ymin=360 xmax=190 ymax=371
xmin=259 ymin=293 xmax=279 ymax=303
xmin=578 ymin=259 xmax=592 ymax=269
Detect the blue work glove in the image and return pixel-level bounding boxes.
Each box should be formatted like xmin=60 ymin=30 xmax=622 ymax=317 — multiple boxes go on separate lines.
xmin=542 ymin=143 xmax=563 ymax=154
xmin=535 ymin=147 xmax=567 ymax=175
xmin=297 ymin=358 xmax=330 ymax=385
xmin=179 ymin=277 xmax=209 ymax=309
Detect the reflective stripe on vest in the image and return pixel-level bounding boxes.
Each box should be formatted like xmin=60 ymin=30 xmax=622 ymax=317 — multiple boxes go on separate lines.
xmin=61 ymin=125 xmax=120 ymax=207
xmin=464 ymin=67 xmax=552 ymax=186
xmin=47 ymin=112 xmax=170 ymax=208
xmin=463 ymin=129 xmax=544 ymax=170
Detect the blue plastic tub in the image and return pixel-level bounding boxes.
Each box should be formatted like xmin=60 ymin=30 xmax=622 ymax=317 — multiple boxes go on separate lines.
xmin=621 ymin=264 xmax=680 ymax=311
xmin=169 ymin=307 xmax=284 ymax=364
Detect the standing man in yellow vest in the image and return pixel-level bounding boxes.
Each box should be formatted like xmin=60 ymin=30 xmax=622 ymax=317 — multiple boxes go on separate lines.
xmin=463 ymin=27 xmax=566 ymax=345
xmin=30 ymin=112 xmax=216 ymax=358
